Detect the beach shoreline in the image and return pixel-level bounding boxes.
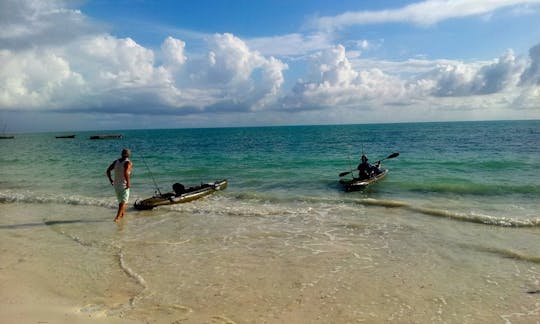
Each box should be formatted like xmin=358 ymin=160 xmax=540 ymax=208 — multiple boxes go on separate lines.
xmin=1 ymin=202 xmax=539 ymax=323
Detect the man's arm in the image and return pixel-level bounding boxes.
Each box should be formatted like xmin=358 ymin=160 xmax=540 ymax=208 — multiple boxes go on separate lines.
xmin=106 ymin=161 xmax=115 ymax=185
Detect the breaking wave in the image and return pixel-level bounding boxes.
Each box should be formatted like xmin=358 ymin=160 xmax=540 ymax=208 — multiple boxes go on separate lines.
xmin=335 ymin=198 xmax=539 ymax=227
xmin=0 ymin=190 xmax=117 ymax=208
xmin=1 ymin=190 xmax=539 ymax=228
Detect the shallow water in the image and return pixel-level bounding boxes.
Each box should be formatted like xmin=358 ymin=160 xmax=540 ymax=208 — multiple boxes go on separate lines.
xmin=1 ymin=121 xmax=539 ymax=322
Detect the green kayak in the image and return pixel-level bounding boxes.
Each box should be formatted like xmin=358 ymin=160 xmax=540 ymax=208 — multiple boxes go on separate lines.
xmin=134 ymin=179 xmax=228 ymax=210
xmin=339 ymin=169 xmax=388 ymax=192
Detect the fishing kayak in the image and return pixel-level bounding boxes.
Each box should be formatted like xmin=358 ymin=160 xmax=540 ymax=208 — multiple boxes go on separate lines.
xmin=134 ymin=179 xmax=228 ymax=210
xmin=339 ymin=169 xmax=388 ymax=192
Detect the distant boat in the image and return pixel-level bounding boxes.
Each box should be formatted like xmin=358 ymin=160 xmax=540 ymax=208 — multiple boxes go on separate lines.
xmin=56 ymin=134 xmax=76 ymax=139
xmin=89 ymin=134 xmax=122 ymax=140
xmin=1 ymin=124 xmax=14 ymax=139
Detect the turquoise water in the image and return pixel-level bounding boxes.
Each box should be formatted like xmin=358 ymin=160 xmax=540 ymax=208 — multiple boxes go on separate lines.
xmin=1 ymin=120 xmax=540 ymax=323
xmin=1 ymin=120 xmax=539 ymax=225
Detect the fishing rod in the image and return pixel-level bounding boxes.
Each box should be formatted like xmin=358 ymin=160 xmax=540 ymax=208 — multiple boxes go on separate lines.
xmin=343 ymin=144 xmax=363 ymax=180
xmin=139 ymin=152 xmax=162 ymax=196
xmin=347 ymin=152 xmax=354 ymax=179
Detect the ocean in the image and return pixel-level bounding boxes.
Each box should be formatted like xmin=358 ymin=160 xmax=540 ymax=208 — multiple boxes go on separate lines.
xmin=1 ymin=120 xmax=539 ymax=323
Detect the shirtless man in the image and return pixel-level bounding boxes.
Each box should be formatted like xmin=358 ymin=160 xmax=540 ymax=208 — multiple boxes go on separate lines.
xmin=106 ymin=148 xmax=133 ymax=222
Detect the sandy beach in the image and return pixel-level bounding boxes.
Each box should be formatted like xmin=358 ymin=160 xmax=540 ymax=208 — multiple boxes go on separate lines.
xmin=0 ymin=203 xmax=140 ymax=324
xmin=1 ymin=201 xmax=539 ymax=323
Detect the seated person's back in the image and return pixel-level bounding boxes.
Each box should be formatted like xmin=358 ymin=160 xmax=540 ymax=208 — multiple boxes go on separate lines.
xmin=173 ymin=183 xmax=185 ymax=195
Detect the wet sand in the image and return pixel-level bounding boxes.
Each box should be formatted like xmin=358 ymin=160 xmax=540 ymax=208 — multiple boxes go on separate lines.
xmin=0 ymin=206 xmax=138 ymax=323
xmin=1 ymin=202 xmax=539 ymax=323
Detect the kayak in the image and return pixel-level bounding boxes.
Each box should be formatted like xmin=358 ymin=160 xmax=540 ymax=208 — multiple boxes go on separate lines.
xmin=339 ymin=169 xmax=388 ymax=192
xmin=134 ymin=179 xmax=228 ymax=210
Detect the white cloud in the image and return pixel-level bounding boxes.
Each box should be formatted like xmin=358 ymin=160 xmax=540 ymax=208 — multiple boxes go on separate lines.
xmin=423 ymin=50 xmax=525 ymax=96
xmin=247 ymin=32 xmax=333 ymax=56
xmin=0 ymin=0 xmax=539 ymax=132
xmin=520 ymin=43 xmax=540 ymax=85
xmin=281 ymin=43 xmax=540 ymax=119
xmin=64 ymin=32 xmax=289 ymax=113
xmin=513 ymin=85 xmax=540 ymax=110
xmin=206 ymin=33 xmax=265 ymax=85
xmin=283 ymin=45 xmax=409 ymax=110
xmin=0 ymin=1 xmax=289 ymax=115
xmin=0 ymin=0 xmax=100 ymax=50
xmin=311 ymin=0 xmax=540 ymax=30
xmin=161 ymin=36 xmax=187 ymax=66
xmin=71 ymin=35 xmax=159 ymax=87
xmin=0 ymin=49 xmax=85 ymax=109
xmin=174 ymin=33 xmax=288 ymax=111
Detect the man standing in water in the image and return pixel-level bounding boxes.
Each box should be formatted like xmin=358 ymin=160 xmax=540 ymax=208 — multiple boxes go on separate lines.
xmin=106 ymin=148 xmax=133 ymax=222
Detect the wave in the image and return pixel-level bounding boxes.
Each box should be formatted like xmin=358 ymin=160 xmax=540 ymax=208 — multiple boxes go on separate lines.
xmin=0 ymin=190 xmax=117 ymax=209
xmin=464 ymin=244 xmax=540 ymax=264
xmin=153 ymin=193 xmax=540 ymax=228
xmin=407 ymin=206 xmax=540 ymax=227
xmin=1 ymin=190 xmax=539 ymax=228
xmin=342 ymin=198 xmax=539 ymax=227
xmin=401 ymin=182 xmax=540 ymax=196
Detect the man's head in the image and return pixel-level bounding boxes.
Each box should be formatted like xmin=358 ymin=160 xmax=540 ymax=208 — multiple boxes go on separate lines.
xmin=121 ymin=148 xmax=131 ymax=158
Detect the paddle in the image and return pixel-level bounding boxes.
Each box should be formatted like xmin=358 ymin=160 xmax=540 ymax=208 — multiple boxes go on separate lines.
xmin=339 ymin=152 xmax=399 ymax=177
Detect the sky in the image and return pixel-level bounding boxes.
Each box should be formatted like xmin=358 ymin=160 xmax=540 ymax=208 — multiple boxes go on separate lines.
xmin=1 ymin=0 xmax=540 ymax=132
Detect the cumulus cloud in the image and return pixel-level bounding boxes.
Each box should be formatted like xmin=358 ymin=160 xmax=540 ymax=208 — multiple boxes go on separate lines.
xmin=425 ymin=50 xmax=525 ymax=97
xmin=71 ymin=35 xmax=160 ymax=88
xmin=281 ymin=43 xmax=540 ymax=115
xmin=520 ymin=43 xmax=540 ymax=85
xmin=0 ymin=0 xmax=538 ymax=131
xmin=161 ymin=36 xmax=187 ymax=66
xmin=0 ymin=0 xmax=288 ymax=115
xmin=311 ymin=0 xmax=540 ymax=30
xmin=0 ymin=49 xmax=85 ymax=109
xmin=161 ymin=33 xmax=288 ymax=111
xmin=70 ymin=33 xmax=287 ymax=113
xmin=0 ymin=0 xmax=100 ymax=50
xmin=282 ymin=45 xmax=409 ymax=110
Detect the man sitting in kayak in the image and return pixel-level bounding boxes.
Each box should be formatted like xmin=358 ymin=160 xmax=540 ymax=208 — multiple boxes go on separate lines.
xmin=357 ymin=155 xmax=381 ymax=179
xmin=168 ymin=182 xmax=212 ymax=202
xmin=165 ymin=183 xmax=186 ymax=202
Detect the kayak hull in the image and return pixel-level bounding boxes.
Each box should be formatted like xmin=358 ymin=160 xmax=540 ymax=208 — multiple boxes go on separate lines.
xmin=134 ymin=179 xmax=228 ymax=210
xmin=339 ymin=169 xmax=388 ymax=192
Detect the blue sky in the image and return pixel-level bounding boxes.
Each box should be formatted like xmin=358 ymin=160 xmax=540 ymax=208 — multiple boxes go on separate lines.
xmin=1 ymin=0 xmax=540 ymax=132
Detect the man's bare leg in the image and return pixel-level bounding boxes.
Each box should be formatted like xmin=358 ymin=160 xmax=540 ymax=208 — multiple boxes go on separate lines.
xmin=114 ymin=202 xmax=127 ymax=222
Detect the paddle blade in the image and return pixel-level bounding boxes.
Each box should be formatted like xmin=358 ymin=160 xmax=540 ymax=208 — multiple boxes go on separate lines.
xmin=386 ymin=152 xmax=399 ymax=159
xmin=339 ymin=171 xmax=352 ymax=177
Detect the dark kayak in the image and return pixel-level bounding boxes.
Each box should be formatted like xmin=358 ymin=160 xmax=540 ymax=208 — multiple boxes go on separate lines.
xmin=134 ymin=179 xmax=228 ymax=210
xmin=339 ymin=169 xmax=388 ymax=192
